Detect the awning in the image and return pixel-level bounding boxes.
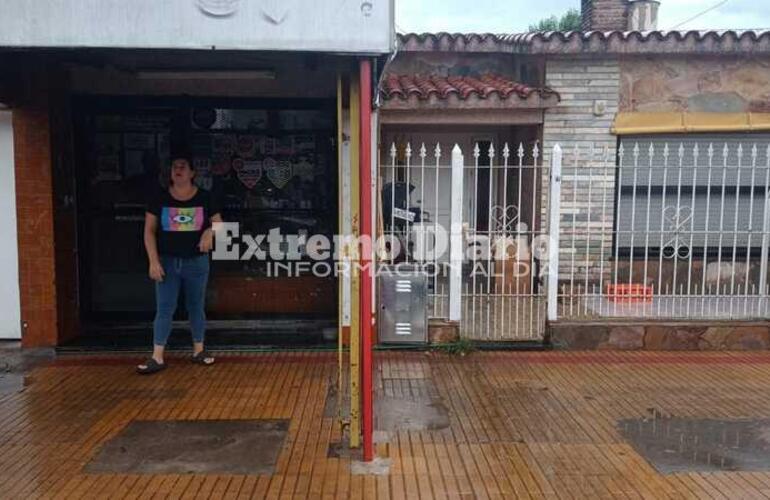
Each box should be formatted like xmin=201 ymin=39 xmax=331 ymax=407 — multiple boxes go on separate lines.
xmin=612 ymin=112 xmax=770 ymax=135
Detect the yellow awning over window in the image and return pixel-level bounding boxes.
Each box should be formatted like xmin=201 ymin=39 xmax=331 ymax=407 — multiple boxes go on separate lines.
xmin=612 ymin=112 xmax=770 ymax=135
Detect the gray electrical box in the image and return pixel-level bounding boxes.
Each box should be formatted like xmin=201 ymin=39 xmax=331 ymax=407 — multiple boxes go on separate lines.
xmin=378 ymin=265 xmax=428 ymax=344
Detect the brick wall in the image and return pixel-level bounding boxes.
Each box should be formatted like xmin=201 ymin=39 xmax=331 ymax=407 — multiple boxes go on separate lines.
xmin=13 ymin=108 xmax=59 ymax=347
xmin=541 ymin=58 xmax=620 ymax=282
xmin=581 ymin=0 xmax=629 ymax=31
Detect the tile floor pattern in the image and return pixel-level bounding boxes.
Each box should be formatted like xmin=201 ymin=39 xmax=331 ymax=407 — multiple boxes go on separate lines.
xmin=4 ymin=351 xmax=770 ymax=497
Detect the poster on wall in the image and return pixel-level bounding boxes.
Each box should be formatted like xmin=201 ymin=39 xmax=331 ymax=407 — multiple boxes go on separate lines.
xmin=157 ymin=133 xmax=170 ymax=158
xmin=194 ymin=158 xmax=214 ymax=190
xmin=234 ymin=159 xmax=263 ymax=189
xmin=94 ymin=155 xmax=121 ymax=182
xmin=192 ymin=108 xmax=218 ymax=130
xmin=293 ymin=135 xmax=316 ymax=153
xmin=263 ymin=137 xmax=277 ymax=155
xmin=293 ymin=158 xmax=314 ymax=181
xmin=211 ymin=153 xmax=232 ymax=176
xmin=230 ymin=110 xmax=269 ymax=130
xmin=192 ymin=134 xmax=212 ymax=155
xmin=212 ymin=134 xmax=236 ymax=154
xmin=124 ymin=150 xmax=148 ymax=178
xmin=276 ymin=136 xmax=294 ymax=155
xmin=237 ymin=135 xmax=259 ymax=158
xmin=123 ymin=133 xmax=156 ymax=150
xmin=266 ymin=159 xmax=294 ymax=189
xmin=94 ymin=133 xmax=121 ymax=155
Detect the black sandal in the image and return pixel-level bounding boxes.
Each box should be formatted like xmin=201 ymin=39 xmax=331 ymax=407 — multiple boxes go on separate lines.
xmin=191 ymin=350 xmax=215 ymax=366
xmin=137 ymin=358 xmax=166 ymax=375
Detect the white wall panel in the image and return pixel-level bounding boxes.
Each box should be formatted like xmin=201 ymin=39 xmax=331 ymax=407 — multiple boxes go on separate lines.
xmin=0 ymin=111 xmax=21 ymax=340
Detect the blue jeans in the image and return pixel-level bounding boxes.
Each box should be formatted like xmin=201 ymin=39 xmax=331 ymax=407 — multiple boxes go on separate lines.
xmin=153 ymin=255 xmax=210 ymax=347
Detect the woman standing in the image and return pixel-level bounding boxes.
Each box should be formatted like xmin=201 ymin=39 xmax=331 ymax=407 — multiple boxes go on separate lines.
xmin=137 ymin=154 xmax=222 ymax=374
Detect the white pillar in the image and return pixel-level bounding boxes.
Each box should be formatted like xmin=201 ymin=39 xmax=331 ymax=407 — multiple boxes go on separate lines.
xmin=760 ymin=188 xmax=770 ymax=297
xmin=449 ymin=144 xmax=464 ymax=322
xmin=371 ymin=110 xmax=378 ymax=319
xmin=547 ymin=144 xmax=563 ymax=322
xmin=0 ymin=110 xmax=21 ymax=340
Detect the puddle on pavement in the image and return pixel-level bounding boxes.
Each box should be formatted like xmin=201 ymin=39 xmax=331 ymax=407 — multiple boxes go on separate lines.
xmin=619 ymin=415 xmax=770 ymax=474
xmin=327 ymin=441 xmax=363 ymax=460
xmin=0 ymin=373 xmax=32 ymax=396
xmin=375 ymin=395 xmax=450 ymax=432
xmin=85 ymin=419 xmax=289 ymax=474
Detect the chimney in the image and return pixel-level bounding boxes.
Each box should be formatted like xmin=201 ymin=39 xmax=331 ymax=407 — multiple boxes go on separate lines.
xmin=581 ymin=0 xmax=629 ymax=31
xmin=582 ymin=0 xmax=662 ymax=32
xmin=627 ymin=0 xmax=660 ymax=31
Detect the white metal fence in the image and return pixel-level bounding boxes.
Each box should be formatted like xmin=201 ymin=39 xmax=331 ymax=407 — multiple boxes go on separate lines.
xmin=380 ymin=142 xmax=549 ymax=341
xmin=554 ymin=138 xmax=770 ymax=321
xmin=379 ymin=138 xmax=770 ymax=341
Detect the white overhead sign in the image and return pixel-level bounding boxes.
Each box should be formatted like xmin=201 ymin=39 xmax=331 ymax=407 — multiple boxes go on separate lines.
xmin=0 ymin=0 xmax=394 ymax=53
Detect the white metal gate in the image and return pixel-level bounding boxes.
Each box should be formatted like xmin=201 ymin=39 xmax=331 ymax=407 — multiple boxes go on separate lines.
xmin=379 ymin=141 xmax=549 ymax=341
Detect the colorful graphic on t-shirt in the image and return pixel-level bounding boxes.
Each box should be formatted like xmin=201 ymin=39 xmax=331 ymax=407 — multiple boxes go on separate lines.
xmin=161 ymin=207 xmax=204 ymax=232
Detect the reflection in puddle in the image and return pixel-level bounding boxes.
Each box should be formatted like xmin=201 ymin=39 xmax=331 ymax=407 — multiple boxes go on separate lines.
xmin=0 ymin=373 xmax=31 ymax=396
xmin=619 ymin=414 xmax=770 ymax=474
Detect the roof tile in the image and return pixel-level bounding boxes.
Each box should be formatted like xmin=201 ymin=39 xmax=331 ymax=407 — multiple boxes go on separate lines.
xmin=382 ymin=74 xmax=555 ymax=102
xmin=397 ymin=30 xmax=770 ymax=54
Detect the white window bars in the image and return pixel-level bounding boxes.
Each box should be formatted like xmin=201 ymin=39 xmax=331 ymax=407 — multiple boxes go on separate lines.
xmin=556 ymin=137 xmax=770 ymax=321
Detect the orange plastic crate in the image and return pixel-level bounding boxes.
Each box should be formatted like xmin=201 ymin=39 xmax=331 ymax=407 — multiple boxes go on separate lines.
xmin=605 ymin=283 xmax=653 ymax=303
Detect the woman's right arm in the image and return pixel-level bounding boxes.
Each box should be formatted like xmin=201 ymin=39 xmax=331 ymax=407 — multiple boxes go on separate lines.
xmin=144 ymin=213 xmax=165 ymax=281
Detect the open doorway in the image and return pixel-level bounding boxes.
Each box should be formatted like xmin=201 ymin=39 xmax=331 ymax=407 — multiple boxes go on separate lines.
xmin=69 ymin=95 xmax=339 ymax=350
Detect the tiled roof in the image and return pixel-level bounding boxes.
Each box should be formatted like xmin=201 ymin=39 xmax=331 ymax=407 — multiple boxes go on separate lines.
xmin=382 ymin=74 xmax=556 ymax=102
xmin=398 ymin=30 xmax=770 ymax=54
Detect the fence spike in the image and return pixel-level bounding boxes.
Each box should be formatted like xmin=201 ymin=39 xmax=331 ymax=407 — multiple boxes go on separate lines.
xmin=532 ymin=142 xmax=540 ymax=162
xmin=405 ymin=142 xmax=413 ymax=158
xmin=434 ymin=143 xmax=442 ymax=159
xmin=473 ymin=143 xmax=481 ymax=159
xmin=722 ymin=143 xmax=729 ymax=158
xmin=502 ymin=143 xmax=510 ymax=160
xmin=737 ymin=143 xmax=744 ymax=160
xmin=708 ymin=143 xmax=714 ymax=159
xmin=693 ymin=143 xmax=699 ymax=160
xmin=419 ymin=143 xmax=427 ymax=159
xmin=751 ymin=144 xmax=758 ymax=161
xmin=678 ymin=143 xmax=685 ymax=160
xmin=389 ymin=143 xmax=397 ymax=159
xmin=488 ymin=143 xmax=496 ymax=160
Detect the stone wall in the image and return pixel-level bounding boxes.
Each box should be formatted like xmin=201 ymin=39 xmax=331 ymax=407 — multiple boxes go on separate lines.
xmin=542 ymin=58 xmax=620 ymax=281
xmin=619 ymin=56 xmax=770 ymax=113
xmin=549 ymin=322 xmax=770 ymax=350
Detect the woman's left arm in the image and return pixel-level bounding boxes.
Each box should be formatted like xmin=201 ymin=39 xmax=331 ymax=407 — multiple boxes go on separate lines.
xmin=199 ymin=213 xmax=223 ymax=253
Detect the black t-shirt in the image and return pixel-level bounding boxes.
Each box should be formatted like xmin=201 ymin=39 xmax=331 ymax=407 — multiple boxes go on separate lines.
xmin=147 ymin=187 xmax=222 ymax=258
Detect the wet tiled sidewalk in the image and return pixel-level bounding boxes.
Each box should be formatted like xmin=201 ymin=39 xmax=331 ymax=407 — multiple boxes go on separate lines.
xmin=4 ymin=349 xmax=770 ymax=498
